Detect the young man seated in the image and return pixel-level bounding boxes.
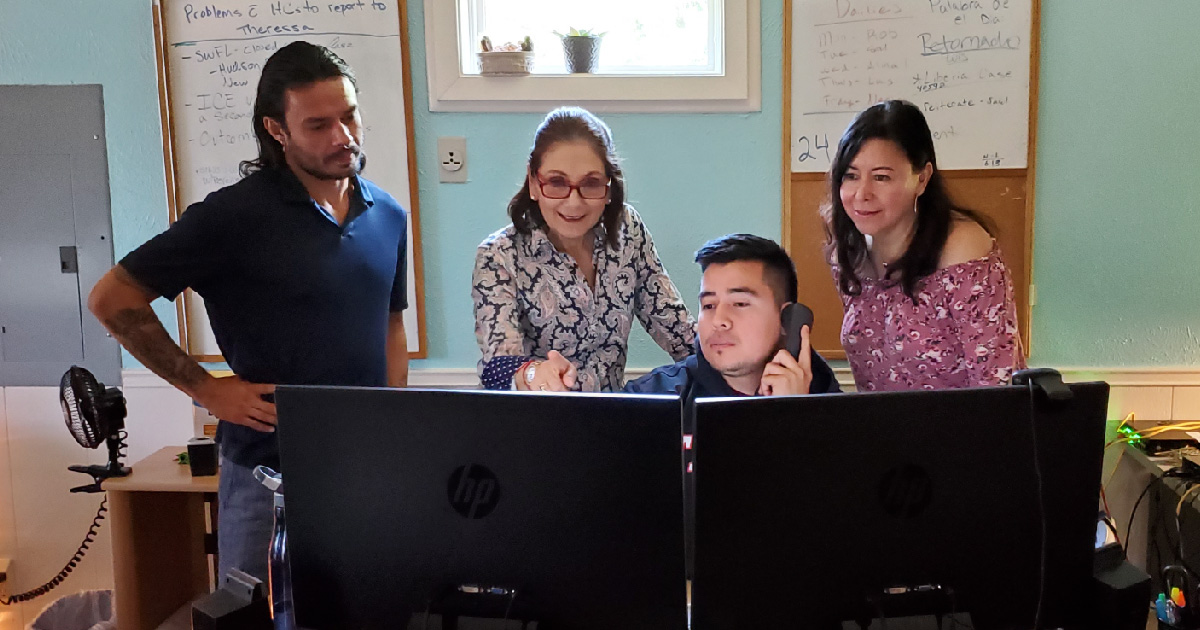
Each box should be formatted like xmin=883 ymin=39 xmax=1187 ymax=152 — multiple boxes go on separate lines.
xmin=625 ymin=233 xmax=841 ymax=396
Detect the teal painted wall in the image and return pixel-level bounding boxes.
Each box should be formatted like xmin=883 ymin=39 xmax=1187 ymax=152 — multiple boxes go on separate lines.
xmin=1 ymin=1 xmax=1196 ymax=371
xmin=1030 ymin=1 xmax=1200 ymax=365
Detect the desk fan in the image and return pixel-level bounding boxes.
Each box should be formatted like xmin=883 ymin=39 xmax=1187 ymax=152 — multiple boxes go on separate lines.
xmin=0 ymin=366 xmax=130 ymax=605
xmin=60 ymin=365 xmax=131 ymax=492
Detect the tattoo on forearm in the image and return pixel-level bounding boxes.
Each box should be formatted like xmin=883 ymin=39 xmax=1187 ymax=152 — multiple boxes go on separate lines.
xmin=105 ymin=306 xmax=208 ymax=390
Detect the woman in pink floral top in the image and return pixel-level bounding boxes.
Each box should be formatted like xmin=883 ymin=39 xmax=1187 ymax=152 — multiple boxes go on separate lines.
xmin=824 ymin=100 xmax=1025 ymax=391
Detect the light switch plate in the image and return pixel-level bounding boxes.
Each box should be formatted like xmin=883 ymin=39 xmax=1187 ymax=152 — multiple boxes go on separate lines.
xmin=437 ymin=136 xmax=467 ymax=183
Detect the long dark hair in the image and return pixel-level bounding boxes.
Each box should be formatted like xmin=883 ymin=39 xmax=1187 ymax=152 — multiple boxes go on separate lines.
xmin=239 ymin=41 xmax=358 ymax=177
xmin=823 ymin=100 xmax=992 ymax=300
xmin=507 ymin=107 xmax=627 ymax=249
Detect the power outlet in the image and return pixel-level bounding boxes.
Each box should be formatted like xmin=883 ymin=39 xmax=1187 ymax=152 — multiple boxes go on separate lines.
xmin=437 ymin=136 xmax=467 ymax=183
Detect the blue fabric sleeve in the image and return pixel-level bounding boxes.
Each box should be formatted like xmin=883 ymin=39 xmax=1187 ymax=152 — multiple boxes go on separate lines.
xmin=481 ymin=355 xmax=533 ymax=390
xmin=119 ymin=197 xmax=233 ymax=300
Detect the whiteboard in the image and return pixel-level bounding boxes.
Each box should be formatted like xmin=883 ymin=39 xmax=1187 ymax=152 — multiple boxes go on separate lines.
xmin=790 ymin=0 xmax=1032 ymax=172
xmin=156 ymin=0 xmax=423 ymax=358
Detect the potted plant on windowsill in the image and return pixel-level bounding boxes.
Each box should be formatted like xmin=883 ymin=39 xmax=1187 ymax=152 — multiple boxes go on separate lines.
xmin=553 ymin=27 xmax=605 ymax=74
xmin=478 ymin=35 xmax=534 ymax=76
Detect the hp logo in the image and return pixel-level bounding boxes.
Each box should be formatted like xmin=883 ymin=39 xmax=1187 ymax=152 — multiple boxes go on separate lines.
xmin=877 ymin=464 xmax=933 ymax=518
xmin=448 ymin=465 xmax=501 ymax=519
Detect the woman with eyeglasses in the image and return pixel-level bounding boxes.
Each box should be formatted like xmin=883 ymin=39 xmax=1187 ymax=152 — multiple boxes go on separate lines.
xmin=473 ymin=107 xmax=694 ymax=392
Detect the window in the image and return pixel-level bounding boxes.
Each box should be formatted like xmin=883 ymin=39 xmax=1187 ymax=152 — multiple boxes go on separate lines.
xmin=461 ymin=0 xmax=722 ymax=76
xmin=424 ymin=0 xmax=760 ymax=112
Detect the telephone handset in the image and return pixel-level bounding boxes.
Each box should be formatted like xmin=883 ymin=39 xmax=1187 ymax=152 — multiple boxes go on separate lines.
xmin=781 ymin=303 xmax=814 ymax=360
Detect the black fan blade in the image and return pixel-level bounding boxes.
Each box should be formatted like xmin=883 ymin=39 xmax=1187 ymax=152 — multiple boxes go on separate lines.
xmin=60 ymin=366 xmax=104 ymax=449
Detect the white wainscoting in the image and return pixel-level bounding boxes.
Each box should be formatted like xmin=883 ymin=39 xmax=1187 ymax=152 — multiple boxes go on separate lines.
xmin=2 ymin=387 xmax=115 ymax=627
xmin=414 ymin=365 xmax=1200 ymax=422
xmin=0 ymin=387 xmax=15 ymax=630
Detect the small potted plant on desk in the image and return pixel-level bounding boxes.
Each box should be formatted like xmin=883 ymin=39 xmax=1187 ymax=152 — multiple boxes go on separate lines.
xmin=478 ymin=35 xmax=534 ymax=76
xmin=554 ymin=27 xmax=605 ymax=74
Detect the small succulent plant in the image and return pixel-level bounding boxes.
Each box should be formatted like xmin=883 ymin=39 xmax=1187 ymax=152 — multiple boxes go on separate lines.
xmin=553 ymin=27 xmax=605 ymax=38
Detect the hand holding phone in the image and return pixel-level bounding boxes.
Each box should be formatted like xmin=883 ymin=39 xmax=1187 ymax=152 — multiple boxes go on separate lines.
xmin=760 ymin=303 xmax=815 ymax=397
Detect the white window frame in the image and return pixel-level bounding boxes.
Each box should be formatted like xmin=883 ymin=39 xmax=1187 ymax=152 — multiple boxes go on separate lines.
xmin=423 ymin=0 xmax=760 ymax=113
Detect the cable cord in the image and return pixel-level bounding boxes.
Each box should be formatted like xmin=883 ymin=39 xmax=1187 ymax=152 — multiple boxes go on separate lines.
xmin=0 ymin=496 xmax=108 ymax=605
xmin=1151 ymin=486 xmax=1200 ymax=578
xmin=117 ymin=429 xmax=128 ymax=462
xmin=1175 ymin=484 xmax=1200 ymax=575
xmin=1125 ymin=477 xmax=1160 ymax=556
xmin=1025 ymin=380 xmax=1048 ymax=629
xmin=1099 ymin=486 xmax=1122 ymax=547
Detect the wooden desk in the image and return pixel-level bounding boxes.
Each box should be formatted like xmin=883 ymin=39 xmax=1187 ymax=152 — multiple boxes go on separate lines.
xmin=103 ymin=446 xmax=217 ymax=630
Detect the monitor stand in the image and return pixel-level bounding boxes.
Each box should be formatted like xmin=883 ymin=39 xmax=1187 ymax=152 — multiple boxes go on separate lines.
xmin=407 ymin=616 xmax=535 ymax=630
xmin=840 ymin=585 xmax=975 ymax=630
xmin=841 ymin=614 xmax=974 ymax=630
xmin=407 ymin=584 xmax=540 ymax=630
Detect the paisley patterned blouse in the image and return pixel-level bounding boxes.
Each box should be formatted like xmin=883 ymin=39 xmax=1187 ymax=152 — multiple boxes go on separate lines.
xmin=837 ymin=243 xmax=1025 ymax=391
xmin=473 ymin=206 xmax=695 ymax=392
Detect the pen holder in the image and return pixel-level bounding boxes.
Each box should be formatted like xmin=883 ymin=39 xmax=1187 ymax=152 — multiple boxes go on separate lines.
xmin=1156 ymin=596 xmax=1200 ymax=629
xmin=187 ymin=437 xmax=218 ymax=476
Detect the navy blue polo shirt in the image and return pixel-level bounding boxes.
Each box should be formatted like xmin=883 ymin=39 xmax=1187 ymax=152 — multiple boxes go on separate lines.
xmin=121 ymin=166 xmax=408 ymax=469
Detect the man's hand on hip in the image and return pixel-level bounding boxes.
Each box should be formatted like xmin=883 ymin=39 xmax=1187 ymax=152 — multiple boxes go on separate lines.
xmin=194 ymin=376 xmax=277 ymax=432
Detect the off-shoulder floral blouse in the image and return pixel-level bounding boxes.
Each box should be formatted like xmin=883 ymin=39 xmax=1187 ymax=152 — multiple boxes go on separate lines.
xmin=837 ymin=243 xmax=1025 ymax=391
xmin=473 ymin=206 xmax=694 ymax=392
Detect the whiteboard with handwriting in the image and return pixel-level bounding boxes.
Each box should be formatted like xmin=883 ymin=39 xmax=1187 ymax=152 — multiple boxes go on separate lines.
xmin=159 ymin=0 xmax=421 ymax=357
xmin=791 ymin=0 xmax=1032 ymax=172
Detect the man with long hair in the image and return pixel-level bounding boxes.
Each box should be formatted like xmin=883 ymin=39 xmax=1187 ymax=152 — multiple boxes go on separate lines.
xmin=88 ymin=41 xmax=410 ymax=581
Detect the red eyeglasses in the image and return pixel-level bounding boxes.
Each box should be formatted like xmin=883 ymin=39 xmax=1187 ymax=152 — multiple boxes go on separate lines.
xmin=535 ymin=174 xmax=610 ymax=200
